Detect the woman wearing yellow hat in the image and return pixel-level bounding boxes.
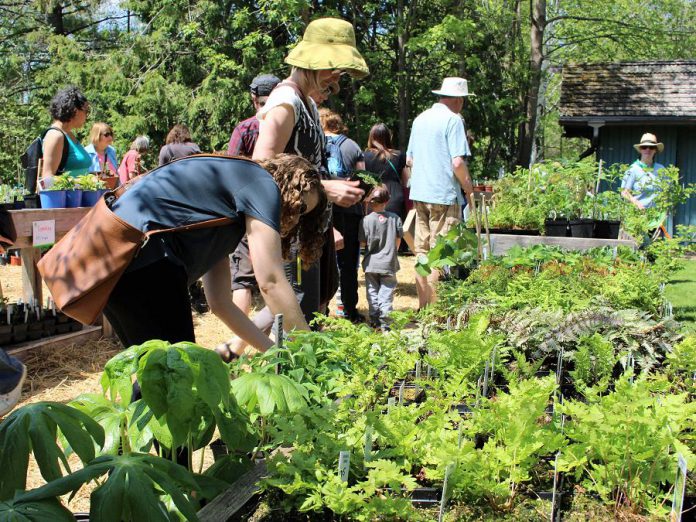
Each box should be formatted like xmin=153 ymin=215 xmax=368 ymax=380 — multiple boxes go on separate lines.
xmin=621 ymin=132 xmax=666 ymax=210
xmin=218 ymin=18 xmax=369 ymax=359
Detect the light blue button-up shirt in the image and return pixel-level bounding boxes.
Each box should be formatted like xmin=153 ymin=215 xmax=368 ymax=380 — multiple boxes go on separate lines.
xmin=621 ymin=159 xmax=666 ymax=209
xmin=406 ymin=103 xmax=470 ymax=205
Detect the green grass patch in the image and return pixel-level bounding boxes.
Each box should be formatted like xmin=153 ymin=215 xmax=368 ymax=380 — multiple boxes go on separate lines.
xmin=665 ymin=259 xmax=696 ymax=331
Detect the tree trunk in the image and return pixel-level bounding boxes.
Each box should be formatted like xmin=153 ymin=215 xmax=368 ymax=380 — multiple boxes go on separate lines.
xmin=396 ymin=0 xmax=411 ymax=150
xmin=516 ymin=0 xmax=545 ymax=167
xmin=46 ymin=2 xmax=65 ymax=35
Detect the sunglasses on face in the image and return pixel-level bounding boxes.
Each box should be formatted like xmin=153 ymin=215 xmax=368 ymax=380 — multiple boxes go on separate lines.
xmin=102 ymin=132 xmax=113 ymax=138
xmin=81 ymin=106 xmax=91 ymax=116
xmin=640 ymin=146 xmax=656 ymax=150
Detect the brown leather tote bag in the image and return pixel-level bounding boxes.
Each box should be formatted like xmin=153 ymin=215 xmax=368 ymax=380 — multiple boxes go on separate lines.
xmin=37 ymin=193 xmax=231 ymax=325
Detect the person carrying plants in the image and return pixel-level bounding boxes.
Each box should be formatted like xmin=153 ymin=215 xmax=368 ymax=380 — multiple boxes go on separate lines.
xmin=621 ymin=133 xmax=669 ymax=240
xmin=39 ymin=86 xmax=93 ymax=187
xmin=102 ymin=154 xmax=328 ymax=356
xmin=218 ymin=17 xmax=369 ymax=358
xmin=621 ymin=133 xmax=667 ymax=211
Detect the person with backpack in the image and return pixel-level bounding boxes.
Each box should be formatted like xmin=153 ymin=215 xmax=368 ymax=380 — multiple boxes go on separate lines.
xmin=319 ymin=108 xmax=366 ymax=322
xmin=26 ymin=86 xmax=92 ymax=190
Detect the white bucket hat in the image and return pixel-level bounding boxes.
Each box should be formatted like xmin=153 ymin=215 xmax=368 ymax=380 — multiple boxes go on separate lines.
xmin=633 ymin=133 xmax=664 ymax=153
xmin=432 ymin=77 xmax=475 ymax=97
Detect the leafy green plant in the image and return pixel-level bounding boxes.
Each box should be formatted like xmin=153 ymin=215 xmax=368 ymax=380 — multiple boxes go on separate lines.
xmin=0 ymin=402 xmax=104 ymax=500
xmin=558 ymin=375 xmax=696 ymax=515
xmin=101 ymin=340 xmax=255 ymax=466
xmin=19 ymin=453 xmax=224 ymax=522
xmin=75 ymin=174 xmax=106 ymax=191
xmin=50 ymin=176 xmax=76 ymax=191
xmin=415 ymin=223 xmax=478 ymax=276
xmin=0 ymin=492 xmax=74 ymax=522
xmin=570 ymin=333 xmax=616 ymax=389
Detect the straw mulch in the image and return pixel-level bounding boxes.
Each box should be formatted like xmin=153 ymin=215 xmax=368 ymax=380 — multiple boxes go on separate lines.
xmin=1 ymin=255 xmax=420 ymax=513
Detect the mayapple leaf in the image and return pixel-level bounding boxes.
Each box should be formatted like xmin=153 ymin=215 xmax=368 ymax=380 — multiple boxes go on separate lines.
xmin=21 ymin=454 xmax=212 ymax=522
xmin=0 ymin=402 xmax=104 ymax=500
xmin=0 ymin=492 xmax=74 ymax=522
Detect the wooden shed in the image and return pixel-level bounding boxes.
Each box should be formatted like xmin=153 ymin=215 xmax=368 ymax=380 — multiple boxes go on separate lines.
xmin=559 ymin=61 xmax=696 ymax=229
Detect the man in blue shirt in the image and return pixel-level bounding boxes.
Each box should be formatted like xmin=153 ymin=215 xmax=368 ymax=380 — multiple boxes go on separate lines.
xmin=406 ymin=77 xmax=474 ymax=308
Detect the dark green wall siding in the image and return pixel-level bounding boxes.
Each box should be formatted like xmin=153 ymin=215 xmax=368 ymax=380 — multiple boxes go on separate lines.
xmin=598 ymin=124 xmax=695 ymax=229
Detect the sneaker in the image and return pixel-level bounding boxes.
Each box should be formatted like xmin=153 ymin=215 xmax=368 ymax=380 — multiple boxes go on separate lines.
xmin=0 ymin=362 xmax=26 ymax=417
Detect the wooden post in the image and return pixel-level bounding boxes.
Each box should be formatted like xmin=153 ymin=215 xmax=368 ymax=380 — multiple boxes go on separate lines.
xmin=20 ymin=247 xmax=42 ymax=304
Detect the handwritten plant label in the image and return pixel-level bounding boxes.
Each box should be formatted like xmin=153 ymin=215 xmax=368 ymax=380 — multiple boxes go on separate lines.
xmin=32 ymin=220 xmax=55 ymax=247
xmin=338 ymin=451 xmax=350 ymax=482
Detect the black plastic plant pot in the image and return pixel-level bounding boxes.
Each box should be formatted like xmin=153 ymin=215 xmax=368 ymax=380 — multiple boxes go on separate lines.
xmin=23 ymin=194 xmax=40 ymax=209
xmin=73 ymin=513 xmax=90 ymax=521
xmin=410 ymin=487 xmax=443 ymax=508
xmin=69 ymin=320 xmax=84 ymax=332
xmin=489 ymin=228 xmax=540 ymax=236
xmin=210 ymin=439 xmax=228 ymax=462
xmin=27 ymin=321 xmax=44 ymax=341
xmin=43 ymin=317 xmax=57 ymax=337
xmin=544 ymin=219 xmax=569 ymax=237
xmin=569 ymin=219 xmax=594 ymax=238
xmin=0 ymin=324 xmax=12 ymax=345
xmin=0 ymin=203 xmax=14 ymax=211
xmin=389 ymin=382 xmax=425 ymax=404
xmin=593 ymin=220 xmax=621 ymax=239
xmin=11 ymin=323 xmax=28 ymax=343
xmin=452 ymin=403 xmax=474 ymax=418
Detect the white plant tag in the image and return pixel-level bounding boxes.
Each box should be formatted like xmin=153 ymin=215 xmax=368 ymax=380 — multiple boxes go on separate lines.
xmin=398 ymin=381 xmax=405 ymax=404
xmin=671 ymin=453 xmax=688 ymax=522
xmin=338 ymin=451 xmax=350 ymax=482
xmin=364 ymin=426 xmax=373 ymax=462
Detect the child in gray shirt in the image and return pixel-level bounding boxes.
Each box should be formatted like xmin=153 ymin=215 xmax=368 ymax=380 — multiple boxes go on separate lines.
xmin=359 ymin=186 xmax=403 ymax=330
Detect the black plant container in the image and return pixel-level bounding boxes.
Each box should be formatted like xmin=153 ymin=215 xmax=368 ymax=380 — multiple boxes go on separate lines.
xmin=11 ymin=323 xmax=28 ymax=343
xmin=569 ymin=219 xmax=594 ymax=238
xmin=544 ymin=219 xmax=569 ymax=237
xmin=593 ymin=220 xmax=621 ymax=239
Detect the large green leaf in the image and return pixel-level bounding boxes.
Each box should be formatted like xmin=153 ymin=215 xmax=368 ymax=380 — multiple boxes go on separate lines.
xmin=230 ymin=373 xmax=308 ymax=417
xmin=0 ymin=402 xmax=104 ymax=500
xmin=21 ymin=453 xmax=224 ymax=522
xmin=69 ymin=395 xmax=153 ymax=455
xmin=101 ymin=340 xmax=165 ymax=406
xmin=0 ymin=492 xmax=74 ymax=522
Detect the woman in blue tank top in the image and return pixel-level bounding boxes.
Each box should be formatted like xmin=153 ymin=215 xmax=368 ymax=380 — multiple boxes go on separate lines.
xmin=40 ymin=86 xmax=93 ymax=184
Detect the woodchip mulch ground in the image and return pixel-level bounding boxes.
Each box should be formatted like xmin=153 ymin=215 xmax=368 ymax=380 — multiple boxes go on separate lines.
xmin=0 ymin=255 xmax=420 ymax=512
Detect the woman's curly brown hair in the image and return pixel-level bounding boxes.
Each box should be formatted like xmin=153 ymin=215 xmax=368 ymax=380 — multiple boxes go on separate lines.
xmin=257 ymin=154 xmax=328 ymax=264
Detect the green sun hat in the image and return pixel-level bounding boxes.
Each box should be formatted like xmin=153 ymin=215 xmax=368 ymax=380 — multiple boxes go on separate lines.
xmin=285 ymin=18 xmax=370 ymax=79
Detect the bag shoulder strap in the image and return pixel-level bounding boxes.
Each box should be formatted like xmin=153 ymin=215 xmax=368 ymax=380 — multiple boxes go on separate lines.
xmin=42 ymin=126 xmax=69 ymax=173
xmin=386 ymin=157 xmax=399 ymax=177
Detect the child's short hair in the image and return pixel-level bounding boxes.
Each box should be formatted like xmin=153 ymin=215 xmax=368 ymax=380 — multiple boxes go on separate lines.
xmin=369 ymin=184 xmax=390 ymax=204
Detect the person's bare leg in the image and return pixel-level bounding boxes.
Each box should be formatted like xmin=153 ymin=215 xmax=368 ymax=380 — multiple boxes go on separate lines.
xmin=232 ymin=288 xmax=252 ymax=316
xmin=427 ymin=270 xmax=440 ymax=305
xmin=415 ymin=271 xmax=431 ymax=309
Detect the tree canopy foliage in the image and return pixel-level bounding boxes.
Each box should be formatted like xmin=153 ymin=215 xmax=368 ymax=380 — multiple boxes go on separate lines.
xmin=1 ymin=0 xmax=694 ymax=184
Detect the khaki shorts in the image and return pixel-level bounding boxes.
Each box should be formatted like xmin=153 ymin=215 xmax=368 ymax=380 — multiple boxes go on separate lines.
xmin=413 ymin=201 xmax=461 ymax=254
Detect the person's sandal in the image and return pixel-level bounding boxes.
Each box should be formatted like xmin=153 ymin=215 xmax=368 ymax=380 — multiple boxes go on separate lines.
xmin=215 ymin=342 xmax=241 ymax=363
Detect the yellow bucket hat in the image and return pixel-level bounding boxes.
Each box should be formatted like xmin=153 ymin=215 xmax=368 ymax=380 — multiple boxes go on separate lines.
xmin=285 ymin=18 xmax=369 ymax=79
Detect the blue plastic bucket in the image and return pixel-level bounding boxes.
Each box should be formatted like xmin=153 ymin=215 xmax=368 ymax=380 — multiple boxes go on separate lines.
xmin=81 ymin=189 xmax=106 ymax=207
xmin=38 ymin=190 xmax=67 ymax=209
xmin=65 ymin=189 xmax=83 ymax=208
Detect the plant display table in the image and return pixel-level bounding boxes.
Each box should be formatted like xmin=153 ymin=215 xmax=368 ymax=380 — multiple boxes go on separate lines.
xmin=5 ymin=208 xmax=108 ymax=356
xmin=489 ymin=233 xmax=636 ymax=256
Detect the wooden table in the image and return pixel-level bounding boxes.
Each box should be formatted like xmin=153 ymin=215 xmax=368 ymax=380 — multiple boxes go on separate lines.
xmin=5 ymin=208 xmax=110 ymax=356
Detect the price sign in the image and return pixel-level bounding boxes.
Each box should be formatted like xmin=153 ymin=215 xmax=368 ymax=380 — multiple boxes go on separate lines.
xmin=32 ymin=220 xmax=55 ymax=248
